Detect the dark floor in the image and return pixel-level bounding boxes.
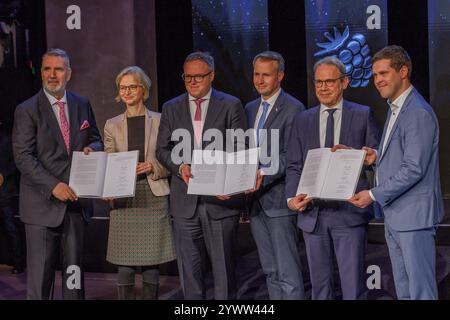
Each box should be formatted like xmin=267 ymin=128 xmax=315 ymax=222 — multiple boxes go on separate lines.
xmin=2 ymin=201 xmax=450 ymax=300
xmin=1 ymin=241 xmax=450 ymax=300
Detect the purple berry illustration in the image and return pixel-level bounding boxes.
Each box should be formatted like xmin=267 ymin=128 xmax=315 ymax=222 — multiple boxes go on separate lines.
xmin=315 ymin=26 xmax=372 ymax=88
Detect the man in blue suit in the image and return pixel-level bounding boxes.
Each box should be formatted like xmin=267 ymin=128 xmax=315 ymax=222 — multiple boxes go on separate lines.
xmin=285 ymin=56 xmax=380 ymax=299
xmin=245 ymin=51 xmax=305 ymax=299
xmin=349 ymin=45 xmax=444 ymax=300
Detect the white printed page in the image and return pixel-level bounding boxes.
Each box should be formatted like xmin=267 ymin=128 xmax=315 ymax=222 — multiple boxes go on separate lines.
xmin=320 ymin=149 xmax=366 ymax=200
xmin=187 ymin=150 xmax=227 ymax=195
xmin=223 ymin=148 xmax=259 ymax=196
xmin=69 ymin=151 xmax=107 ymax=198
xmin=296 ymin=148 xmax=332 ymax=198
xmin=102 ymin=150 xmax=139 ymax=198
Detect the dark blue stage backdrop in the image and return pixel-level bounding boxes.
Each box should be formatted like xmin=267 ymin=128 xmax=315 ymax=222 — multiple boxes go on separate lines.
xmin=305 ymin=0 xmax=387 ymax=123
xmin=191 ymin=0 xmax=269 ymax=103
xmin=428 ymin=0 xmax=450 ymax=196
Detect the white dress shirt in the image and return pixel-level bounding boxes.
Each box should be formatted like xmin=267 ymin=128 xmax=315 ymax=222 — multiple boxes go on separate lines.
xmin=44 ymin=89 xmax=70 ymax=128
xmin=253 ymin=88 xmax=281 ymax=129
xmin=179 ymin=89 xmax=213 ymax=174
xmin=319 ymin=100 xmax=343 ymax=148
xmin=380 ymin=85 xmax=413 ymax=154
xmin=254 ymin=88 xmax=281 ymax=175
xmin=188 ymin=89 xmax=212 ymax=124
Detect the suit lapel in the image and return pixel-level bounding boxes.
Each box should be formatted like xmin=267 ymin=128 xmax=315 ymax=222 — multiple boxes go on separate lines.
xmin=378 ymin=89 xmax=415 ymax=164
xmin=263 ymin=90 xmax=285 ymax=130
xmin=247 ymin=100 xmax=259 ymax=129
xmin=339 ymin=101 xmax=353 ymax=146
xmin=144 ymin=108 xmax=152 ymax=159
xmin=258 ymin=90 xmax=285 ymax=147
xmin=202 ymin=89 xmax=222 ymax=146
xmin=376 ymin=108 xmax=391 ymax=164
xmin=38 ymin=90 xmax=67 ymax=155
xmin=119 ymin=112 xmax=128 ymax=152
xmin=67 ymin=92 xmax=80 ymax=153
xmin=310 ymin=107 xmax=321 ymax=149
xmin=179 ymin=94 xmax=196 ymax=150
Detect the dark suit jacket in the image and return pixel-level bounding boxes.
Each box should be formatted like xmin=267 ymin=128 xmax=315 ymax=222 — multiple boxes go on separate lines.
xmin=245 ymin=90 xmax=305 ymax=218
xmin=285 ymin=100 xmax=380 ymax=232
xmin=12 ymin=89 xmax=103 ymax=227
xmin=156 ymin=89 xmax=247 ymax=219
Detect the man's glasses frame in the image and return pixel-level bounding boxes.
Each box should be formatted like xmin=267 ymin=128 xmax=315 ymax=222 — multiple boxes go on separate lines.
xmin=313 ymin=75 xmax=346 ymax=88
xmin=181 ymin=71 xmax=212 ymax=83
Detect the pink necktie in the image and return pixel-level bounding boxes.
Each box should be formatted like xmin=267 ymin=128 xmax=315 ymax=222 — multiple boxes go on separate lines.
xmin=193 ymin=98 xmax=205 ymax=146
xmin=56 ymin=101 xmax=70 ymax=154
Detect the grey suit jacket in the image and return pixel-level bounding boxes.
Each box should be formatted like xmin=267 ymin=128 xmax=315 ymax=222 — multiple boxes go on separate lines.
xmin=372 ymin=88 xmax=444 ymax=231
xmin=156 ymin=88 xmax=247 ymax=219
xmin=245 ymin=90 xmax=305 ymax=218
xmin=12 ymin=89 xmax=103 ymax=227
xmin=286 ymin=100 xmax=380 ymax=232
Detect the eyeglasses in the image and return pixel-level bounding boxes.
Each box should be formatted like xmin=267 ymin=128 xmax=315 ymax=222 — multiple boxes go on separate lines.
xmin=313 ymin=75 xmax=345 ymax=88
xmin=119 ymin=84 xmax=142 ymax=93
xmin=181 ymin=71 xmax=212 ymax=83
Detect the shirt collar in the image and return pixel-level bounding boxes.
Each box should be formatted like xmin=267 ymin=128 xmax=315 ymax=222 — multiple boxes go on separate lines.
xmin=189 ymin=88 xmax=212 ymax=102
xmin=261 ymin=88 xmax=282 ymax=107
xmin=388 ymin=85 xmax=413 ymax=112
xmin=320 ymin=99 xmax=343 ymax=113
xmin=44 ymin=88 xmax=68 ymax=106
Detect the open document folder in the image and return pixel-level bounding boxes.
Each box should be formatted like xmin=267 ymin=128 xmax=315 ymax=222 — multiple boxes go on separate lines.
xmin=69 ymin=150 xmax=139 ymax=198
xmin=188 ymin=148 xmax=259 ymax=196
xmin=296 ymin=148 xmax=366 ymax=201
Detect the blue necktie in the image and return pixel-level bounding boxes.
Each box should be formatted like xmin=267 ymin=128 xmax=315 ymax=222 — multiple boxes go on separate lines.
xmin=256 ymin=101 xmax=270 ymax=146
xmin=324 ymin=108 xmax=337 ymax=148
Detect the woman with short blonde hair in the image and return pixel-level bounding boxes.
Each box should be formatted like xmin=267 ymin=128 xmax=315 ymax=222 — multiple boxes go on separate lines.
xmin=104 ymin=66 xmax=175 ymax=300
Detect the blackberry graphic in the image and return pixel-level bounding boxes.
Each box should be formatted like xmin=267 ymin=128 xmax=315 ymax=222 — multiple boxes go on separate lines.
xmin=314 ymin=26 xmax=372 ymax=88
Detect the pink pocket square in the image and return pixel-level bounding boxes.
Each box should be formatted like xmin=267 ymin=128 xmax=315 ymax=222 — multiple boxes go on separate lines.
xmin=80 ymin=120 xmax=90 ymax=130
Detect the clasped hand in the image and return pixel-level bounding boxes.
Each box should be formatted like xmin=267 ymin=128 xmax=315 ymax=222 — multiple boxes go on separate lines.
xmin=137 ymin=162 xmax=153 ymax=175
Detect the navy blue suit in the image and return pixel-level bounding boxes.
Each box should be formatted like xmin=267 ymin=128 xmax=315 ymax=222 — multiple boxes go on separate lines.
xmin=245 ymin=90 xmax=305 ymax=299
xmin=286 ymin=100 xmax=380 ymax=299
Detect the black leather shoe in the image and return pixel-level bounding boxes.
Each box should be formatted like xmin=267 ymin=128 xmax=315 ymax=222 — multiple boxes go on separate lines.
xmin=11 ymin=267 xmax=24 ymax=274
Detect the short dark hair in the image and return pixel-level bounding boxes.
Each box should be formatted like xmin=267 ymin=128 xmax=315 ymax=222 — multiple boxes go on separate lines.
xmin=373 ymin=45 xmax=412 ymax=79
xmin=42 ymin=48 xmax=71 ymax=69
xmin=184 ymin=51 xmax=214 ymax=71
xmin=253 ymin=51 xmax=285 ymax=72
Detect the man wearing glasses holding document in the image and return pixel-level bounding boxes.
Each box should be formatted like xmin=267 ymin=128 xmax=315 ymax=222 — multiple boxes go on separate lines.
xmin=156 ymin=51 xmax=247 ymax=300
xmin=285 ymin=56 xmax=379 ymax=299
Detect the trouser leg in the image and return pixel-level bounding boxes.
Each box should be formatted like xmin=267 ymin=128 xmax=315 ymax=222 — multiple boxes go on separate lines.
xmin=25 ymin=223 xmax=59 ymax=300
xmin=173 ymin=209 xmax=207 ymax=299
